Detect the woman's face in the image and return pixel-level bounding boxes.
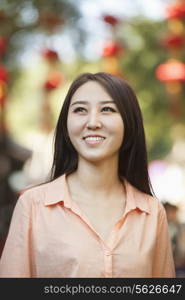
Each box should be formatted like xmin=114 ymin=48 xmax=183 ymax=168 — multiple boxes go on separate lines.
xmin=67 ymin=81 xmax=124 ymax=163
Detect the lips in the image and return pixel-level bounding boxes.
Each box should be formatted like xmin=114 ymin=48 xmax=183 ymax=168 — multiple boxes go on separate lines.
xmin=83 ymin=135 xmax=106 ymax=140
xmin=82 ymin=135 xmax=106 ymax=145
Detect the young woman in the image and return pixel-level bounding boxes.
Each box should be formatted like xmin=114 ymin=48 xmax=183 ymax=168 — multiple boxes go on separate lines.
xmin=0 ymin=72 xmax=175 ymax=277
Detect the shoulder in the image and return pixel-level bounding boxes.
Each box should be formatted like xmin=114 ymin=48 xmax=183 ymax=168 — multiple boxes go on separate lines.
xmin=131 ymin=183 xmax=166 ymax=217
xmin=18 ymin=183 xmax=47 ymax=204
xmin=17 ymin=175 xmax=65 ymax=207
xmin=147 ymin=194 xmax=165 ymax=212
xmin=152 ymin=197 xmax=167 ymax=220
xmin=138 ymin=191 xmax=168 ymax=228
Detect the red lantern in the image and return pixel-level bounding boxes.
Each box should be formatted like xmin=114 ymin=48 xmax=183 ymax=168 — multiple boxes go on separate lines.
xmin=44 ymin=71 xmax=64 ymax=91
xmin=103 ymin=15 xmax=119 ymax=26
xmin=42 ymin=49 xmax=59 ymax=61
xmin=161 ymin=34 xmax=185 ymax=49
xmin=0 ymin=37 xmax=7 ymax=56
xmin=166 ymin=3 xmax=185 ymax=19
xmin=0 ymin=65 xmax=8 ymax=82
xmin=155 ymin=60 xmax=185 ymax=82
xmin=102 ymin=42 xmax=123 ymax=57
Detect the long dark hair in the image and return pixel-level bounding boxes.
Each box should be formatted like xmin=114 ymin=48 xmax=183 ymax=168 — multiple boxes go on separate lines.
xmin=46 ymin=72 xmax=154 ymax=196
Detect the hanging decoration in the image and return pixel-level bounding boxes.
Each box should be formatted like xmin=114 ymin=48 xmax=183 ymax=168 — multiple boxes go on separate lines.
xmin=41 ymin=48 xmax=64 ymax=132
xmin=103 ymin=15 xmax=119 ymax=27
xmin=156 ymin=59 xmax=185 ymax=82
xmin=44 ymin=71 xmax=64 ymax=91
xmin=166 ymin=2 xmax=185 ymax=20
xmin=101 ymin=14 xmax=125 ymax=77
xmin=156 ymin=0 xmax=185 ymax=117
xmin=42 ymin=49 xmax=59 ymax=62
xmin=161 ymin=34 xmax=185 ymax=50
xmin=156 ymin=59 xmax=185 ymax=116
xmin=102 ymin=41 xmax=123 ymax=57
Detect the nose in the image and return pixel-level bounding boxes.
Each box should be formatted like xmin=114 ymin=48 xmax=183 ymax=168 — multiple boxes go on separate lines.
xmin=86 ymin=110 xmax=102 ymax=129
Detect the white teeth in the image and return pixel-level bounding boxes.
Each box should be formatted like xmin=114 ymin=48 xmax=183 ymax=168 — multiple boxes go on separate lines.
xmin=85 ymin=137 xmax=105 ymax=141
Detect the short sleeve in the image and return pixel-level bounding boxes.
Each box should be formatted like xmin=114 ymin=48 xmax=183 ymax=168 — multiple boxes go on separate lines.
xmin=0 ymin=192 xmax=33 ymax=277
xmin=152 ymin=203 xmax=176 ymax=277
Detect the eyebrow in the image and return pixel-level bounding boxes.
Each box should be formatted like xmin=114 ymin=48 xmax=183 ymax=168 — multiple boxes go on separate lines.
xmin=70 ymin=100 xmax=115 ymax=106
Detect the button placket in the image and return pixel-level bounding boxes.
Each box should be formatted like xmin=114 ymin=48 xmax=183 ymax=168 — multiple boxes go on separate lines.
xmin=101 ymin=226 xmax=120 ymax=278
xmin=104 ymin=249 xmax=113 ymax=277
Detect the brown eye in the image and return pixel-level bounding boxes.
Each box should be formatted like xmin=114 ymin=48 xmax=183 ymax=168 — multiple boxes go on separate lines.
xmin=102 ymin=106 xmax=116 ymax=112
xmin=73 ymin=107 xmax=86 ymax=113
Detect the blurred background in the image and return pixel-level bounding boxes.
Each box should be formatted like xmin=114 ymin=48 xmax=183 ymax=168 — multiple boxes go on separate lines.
xmin=0 ymin=0 xmax=185 ymax=277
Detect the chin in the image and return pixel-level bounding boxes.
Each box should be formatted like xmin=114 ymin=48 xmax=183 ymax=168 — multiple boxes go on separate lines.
xmin=80 ymin=154 xmax=107 ymax=163
xmin=85 ymin=157 xmax=105 ymax=163
xmin=80 ymin=151 xmax=117 ymax=164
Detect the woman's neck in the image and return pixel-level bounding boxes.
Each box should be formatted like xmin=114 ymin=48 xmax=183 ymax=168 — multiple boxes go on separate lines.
xmin=67 ymin=156 xmax=123 ymax=200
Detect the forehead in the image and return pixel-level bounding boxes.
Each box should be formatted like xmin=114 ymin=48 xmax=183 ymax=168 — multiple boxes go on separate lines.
xmin=70 ymin=81 xmax=113 ymax=103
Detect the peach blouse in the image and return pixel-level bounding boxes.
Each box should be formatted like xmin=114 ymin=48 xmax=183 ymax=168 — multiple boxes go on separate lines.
xmin=0 ymin=174 xmax=175 ymax=278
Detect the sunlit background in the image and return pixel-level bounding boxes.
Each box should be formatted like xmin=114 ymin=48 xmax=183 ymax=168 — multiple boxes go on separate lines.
xmin=0 ymin=0 xmax=185 ymax=276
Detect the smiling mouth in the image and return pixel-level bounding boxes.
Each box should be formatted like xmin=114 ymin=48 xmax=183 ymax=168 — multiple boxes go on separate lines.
xmin=83 ymin=136 xmax=106 ymax=145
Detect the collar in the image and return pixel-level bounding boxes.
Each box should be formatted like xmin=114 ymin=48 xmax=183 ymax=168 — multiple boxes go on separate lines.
xmin=44 ymin=174 xmax=72 ymax=208
xmin=44 ymin=174 xmax=151 ymax=214
xmin=124 ymin=180 xmax=151 ymax=214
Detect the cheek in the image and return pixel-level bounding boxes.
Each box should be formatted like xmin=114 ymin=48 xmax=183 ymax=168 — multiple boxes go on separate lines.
xmin=67 ymin=115 xmax=82 ymax=139
xmin=116 ymin=125 xmax=124 ymax=145
xmin=67 ymin=114 xmax=76 ymax=132
xmin=67 ymin=115 xmax=71 ymax=131
xmin=109 ymin=118 xmax=124 ymax=138
xmin=67 ymin=116 xmax=74 ymax=142
xmin=112 ymin=121 xmax=124 ymax=147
